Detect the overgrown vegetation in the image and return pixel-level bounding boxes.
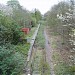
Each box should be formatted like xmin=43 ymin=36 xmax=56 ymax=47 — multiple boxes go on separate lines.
xmin=34 ymin=22 xmax=50 ymax=75
xmin=0 ymin=45 xmax=25 ymax=75
xmin=44 ymin=0 xmax=75 ymax=48
xmin=52 ymin=51 xmax=75 ymax=75
xmin=35 ymin=22 xmax=45 ymax=49
xmin=32 ymin=49 xmax=50 ymax=75
xmin=0 ymin=0 xmax=42 ymax=75
xmin=39 ymin=50 xmax=50 ymax=75
xmin=44 ymin=0 xmax=75 ymax=75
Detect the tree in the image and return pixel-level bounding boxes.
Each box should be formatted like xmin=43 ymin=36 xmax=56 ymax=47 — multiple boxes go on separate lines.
xmin=35 ymin=9 xmax=42 ymax=23
xmin=7 ymin=0 xmax=20 ymax=9
xmin=31 ymin=9 xmax=42 ymax=23
xmin=45 ymin=1 xmax=70 ymax=32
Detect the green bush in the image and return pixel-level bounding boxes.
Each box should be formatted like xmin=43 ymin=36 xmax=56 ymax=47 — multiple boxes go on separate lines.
xmin=0 ymin=11 xmax=24 ymax=45
xmin=0 ymin=24 xmax=23 ymax=45
xmin=0 ymin=45 xmax=25 ymax=75
xmin=69 ymin=65 xmax=75 ymax=72
xmin=15 ymin=43 xmax=30 ymax=56
xmin=0 ymin=25 xmax=12 ymax=45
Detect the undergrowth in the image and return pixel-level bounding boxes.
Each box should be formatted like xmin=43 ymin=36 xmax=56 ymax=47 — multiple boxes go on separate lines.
xmin=35 ymin=24 xmax=45 ymax=49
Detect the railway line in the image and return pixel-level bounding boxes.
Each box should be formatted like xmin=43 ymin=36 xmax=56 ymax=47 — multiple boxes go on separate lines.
xmin=23 ymin=24 xmax=54 ymax=75
xmin=23 ymin=24 xmax=40 ymax=75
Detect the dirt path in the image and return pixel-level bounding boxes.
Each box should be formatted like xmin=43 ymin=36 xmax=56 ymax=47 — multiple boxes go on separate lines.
xmin=44 ymin=29 xmax=55 ymax=75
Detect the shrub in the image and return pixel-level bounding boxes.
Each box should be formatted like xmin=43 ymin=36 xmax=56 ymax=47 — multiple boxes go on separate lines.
xmin=15 ymin=43 xmax=30 ymax=56
xmin=0 ymin=44 xmax=25 ymax=75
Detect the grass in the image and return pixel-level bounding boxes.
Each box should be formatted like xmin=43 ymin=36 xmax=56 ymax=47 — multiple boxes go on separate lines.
xmin=54 ymin=63 xmax=69 ymax=75
xmin=15 ymin=43 xmax=30 ymax=57
xmin=35 ymin=24 xmax=45 ymax=49
xmin=46 ymin=25 xmax=75 ymax=75
xmin=52 ymin=51 xmax=61 ymax=62
xmin=51 ymin=33 xmax=75 ymax=75
xmin=39 ymin=50 xmax=50 ymax=75
xmin=48 ymin=29 xmax=59 ymax=36
xmin=32 ymin=50 xmax=50 ymax=75
xmin=32 ymin=50 xmax=42 ymax=74
xmin=39 ymin=60 xmax=50 ymax=75
xmin=52 ymin=51 xmax=75 ymax=75
xmin=52 ymin=41 xmax=57 ymax=48
xmin=32 ymin=22 xmax=50 ymax=75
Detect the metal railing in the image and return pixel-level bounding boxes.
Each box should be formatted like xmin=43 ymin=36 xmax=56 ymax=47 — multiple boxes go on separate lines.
xmin=24 ymin=24 xmax=40 ymax=75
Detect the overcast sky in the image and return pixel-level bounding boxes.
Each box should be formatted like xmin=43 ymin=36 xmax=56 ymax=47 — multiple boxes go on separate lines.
xmin=0 ymin=0 xmax=63 ymax=14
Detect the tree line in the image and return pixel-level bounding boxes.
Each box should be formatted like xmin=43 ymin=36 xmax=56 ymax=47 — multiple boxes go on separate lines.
xmin=44 ymin=0 xmax=75 ymax=51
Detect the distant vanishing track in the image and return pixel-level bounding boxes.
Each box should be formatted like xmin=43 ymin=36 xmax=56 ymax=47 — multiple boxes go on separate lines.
xmin=44 ymin=29 xmax=55 ymax=75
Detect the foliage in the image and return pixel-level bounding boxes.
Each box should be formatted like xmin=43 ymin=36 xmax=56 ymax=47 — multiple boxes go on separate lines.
xmin=35 ymin=23 xmax=45 ymax=49
xmin=12 ymin=8 xmax=32 ymax=28
xmin=7 ymin=0 xmax=20 ymax=9
xmin=15 ymin=43 xmax=30 ymax=56
xmin=44 ymin=1 xmax=75 ymax=75
xmin=0 ymin=0 xmax=42 ymax=75
xmin=31 ymin=17 xmax=36 ymax=27
xmin=54 ymin=61 xmax=75 ymax=75
xmin=0 ymin=45 xmax=25 ymax=75
xmin=7 ymin=0 xmax=33 ymax=29
xmin=0 ymin=0 xmax=37 ymax=75
xmin=44 ymin=1 xmax=69 ymax=32
xmin=31 ymin=9 xmax=42 ymax=24
xmin=26 ymin=26 xmax=37 ymax=38
xmin=69 ymin=65 xmax=75 ymax=72
xmin=45 ymin=0 xmax=75 ymax=50
xmin=39 ymin=50 xmax=50 ymax=75
xmin=0 ymin=25 xmax=11 ymax=45
xmin=35 ymin=9 xmax=42 ymax=23
xmin=0 ymin=20 xmax=23 ymax=45
xmin=39 ymin=60 xmax=50 ymax=75
xmin=52 ymin=51 xmax=75 ymax=75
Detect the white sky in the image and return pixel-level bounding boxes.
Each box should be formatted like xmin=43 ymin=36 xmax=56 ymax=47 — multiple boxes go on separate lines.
xmin=0 ymin=0 xmax=63 ymax=14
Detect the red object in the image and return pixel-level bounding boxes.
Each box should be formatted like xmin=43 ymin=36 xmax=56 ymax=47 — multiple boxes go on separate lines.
xmin=22 ymin=28 xmax=30 ymax=34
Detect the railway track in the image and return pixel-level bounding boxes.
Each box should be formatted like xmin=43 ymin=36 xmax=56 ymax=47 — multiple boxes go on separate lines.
xmin=44 ymin=29 xmax=55 ymax=75
xmin=23 ymin=24 xmax=40 ymax=75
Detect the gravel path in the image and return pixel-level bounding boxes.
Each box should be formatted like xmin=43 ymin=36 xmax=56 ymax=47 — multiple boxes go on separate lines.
xmin=44 ymin=29 xmax=55 ymax=75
